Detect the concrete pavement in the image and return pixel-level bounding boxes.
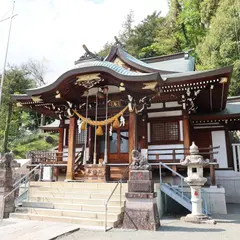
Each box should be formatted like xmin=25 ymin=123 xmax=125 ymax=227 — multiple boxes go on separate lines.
xmin=0 ymin=218 xmax=79 ymax=240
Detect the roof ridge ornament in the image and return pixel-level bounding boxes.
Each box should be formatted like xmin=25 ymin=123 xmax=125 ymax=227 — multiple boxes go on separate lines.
xmin=114 ymin=36 xmax=124 ymax=48
xmin=74 ymin=44 xmax=103 ymax=65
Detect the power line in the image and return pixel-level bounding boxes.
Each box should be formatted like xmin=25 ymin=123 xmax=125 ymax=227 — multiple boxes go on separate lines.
xmin=0 ymin=1 xmax=17 ymax=104
xmin=0 ymin=8 xmax=12 ymax=22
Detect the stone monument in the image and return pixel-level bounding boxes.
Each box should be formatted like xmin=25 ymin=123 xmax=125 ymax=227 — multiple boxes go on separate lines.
xmin=0 ymin=152 xmax=19 ymax=218
xmin=123 ymin=150 xmax=160 ymax=230
xmin=180 ymin=142 xmax=216 ymax=224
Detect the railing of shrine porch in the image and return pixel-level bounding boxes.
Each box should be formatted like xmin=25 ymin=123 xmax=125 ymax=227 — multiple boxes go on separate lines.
xmin=232 ymin=143 xmax=240 ymax=172
xmin=26 ymin=151 xmax=58 ymax=164
xmin=148 ymin=145 xmax=220 ymax=186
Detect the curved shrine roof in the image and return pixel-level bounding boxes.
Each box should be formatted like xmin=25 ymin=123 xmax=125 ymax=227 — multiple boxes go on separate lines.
xmin=11 ymin=45 xmax=233 ymax=118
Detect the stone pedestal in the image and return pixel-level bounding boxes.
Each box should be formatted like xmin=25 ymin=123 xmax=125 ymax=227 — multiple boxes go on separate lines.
xmin=123 ymin=170 xmax=160 ymax=230
xmin=0 ymin=153 xmax=16 ymax=218
xmin=0 ymin=187 xmax=4 ymax=219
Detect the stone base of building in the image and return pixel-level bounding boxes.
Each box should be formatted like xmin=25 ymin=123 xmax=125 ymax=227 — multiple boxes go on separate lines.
xmin=123 ymin=170 xmax=160 ymax=231
xmin=181 ymin=214 xmax=216 ymax=224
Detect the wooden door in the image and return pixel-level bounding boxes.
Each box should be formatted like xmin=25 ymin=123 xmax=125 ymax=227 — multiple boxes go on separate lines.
xmin=191 ymin=129 xmax=212 ymax=158
xmin=99 ymin=127 xmax=129 ymax=164
xmin=108 ymin=129 xmax=129 ymax=163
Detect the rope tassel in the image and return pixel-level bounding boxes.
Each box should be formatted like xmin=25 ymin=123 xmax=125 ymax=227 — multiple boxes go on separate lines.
xmin=81 ymin=121 xmax=86 ymax=130
xmin=113 ymin=118 xmax=120 ymax=129
xmin=96 ymin=126 xmax=104 ymax=136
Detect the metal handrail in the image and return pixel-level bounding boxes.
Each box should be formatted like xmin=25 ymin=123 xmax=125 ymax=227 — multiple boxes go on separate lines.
xmin=13 ymin=164 xmax=42 ymax=188
xmin=1 ymin=163 xmax=42 ymax=221
xmin=159 ymin=162 xmax=184 ymax=179
xmin=159 ymin=161 xmax=210 ymax=215
xmin=104 ymin=161 xmax=132 ymax=232
xmin=159 ymin=162 xmax=184 ymax=199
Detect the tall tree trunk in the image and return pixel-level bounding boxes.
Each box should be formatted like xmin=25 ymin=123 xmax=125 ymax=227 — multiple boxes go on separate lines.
xmin=181 ymin=23 xmax=189 ymax=46
xmin=2 ymin=102 xmax=13 ymax=154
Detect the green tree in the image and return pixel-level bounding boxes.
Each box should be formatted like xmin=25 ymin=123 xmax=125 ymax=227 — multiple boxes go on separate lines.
xmin=125 ymin=11 xmax=163 ymax=58
xmin=97 ymin=10 xmax=134 ymax=58
xmin=119 ymin=9 xmax=134 ymax=45
xmin=23 ymin=59 xmax=50 ymax=126
xmin=0 ymin=66 xmax=35 ymax=153
xmin=196 ymin=0 xmax=240 ymax=95
xmin=200 ymin=0 xmax=220 ymax=28
xmin=175 ymin=0 xmax=206 ymax=49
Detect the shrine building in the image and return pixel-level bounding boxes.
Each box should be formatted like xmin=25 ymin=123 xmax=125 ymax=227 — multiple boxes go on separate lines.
xmin=12 ymin=42 xmax=240 ymax=204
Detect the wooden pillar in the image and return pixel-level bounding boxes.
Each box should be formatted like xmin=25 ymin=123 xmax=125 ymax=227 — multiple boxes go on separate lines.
xmin=58 ymin=121 xmax=64 ymax=159
xmin=66 ymin=116 xmax=77 ymax=181
xmin=210 ymin=165 xmax=216 ymax=186
xmin=183 ymin=111 xmax=191 ymax=156
xmin=225 ymin=127 xmax=233 ymax=168
xmin=209 ymin=145 xmax=216 ymax=186
xmin=54 ymin=121 xmax=64 ymax=181
xmin=129 ymin=111 xmax=137 ymax=163
xmin=137 ymin=114 xmax=148 ymax=149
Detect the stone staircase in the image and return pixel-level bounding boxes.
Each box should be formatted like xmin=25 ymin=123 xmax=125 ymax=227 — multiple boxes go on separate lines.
xmin=10 ymin=182 xmax=127 ymax=230
xmin=160 ymin=183 xmax=210 ymax=215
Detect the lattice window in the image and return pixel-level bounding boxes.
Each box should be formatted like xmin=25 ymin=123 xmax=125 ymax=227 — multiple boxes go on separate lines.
xmin=151 ymin=121 xmax=179 ymax=143
xmin=76 ymin=129 xmax=87 ymax=145
xmin=165 ymin=122 xmax=179 ymax=141
xmin=151 ymin=122 xmax=165 ymax=141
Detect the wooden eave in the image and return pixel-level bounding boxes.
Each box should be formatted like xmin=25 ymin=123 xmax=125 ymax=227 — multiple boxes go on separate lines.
xmin=161 ymin=66 xmax=233 ymax=83
xmin=191 ymin=113 xmax=240 ymax=121
xmin=11 ymin=63 xmax=233 ymax=117
xmin=11 ymin=95 xmax=59 ymax=118
xmin=24 ymin=65 xmax=162 ymax=97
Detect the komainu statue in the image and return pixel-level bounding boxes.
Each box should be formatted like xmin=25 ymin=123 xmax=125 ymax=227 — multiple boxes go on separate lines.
xmin=130 ymin=149 xmax=151 ymax=170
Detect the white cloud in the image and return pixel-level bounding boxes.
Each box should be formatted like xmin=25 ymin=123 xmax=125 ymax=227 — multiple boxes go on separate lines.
xmin=0 ymin=0 xmax=169 ymax=83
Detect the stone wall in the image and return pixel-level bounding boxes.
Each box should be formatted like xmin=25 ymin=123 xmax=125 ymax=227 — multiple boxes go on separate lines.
xmin=164 ymin=186 xmax=227 ymax=214
xmin=154 ymin=183 xmax=165 ymax=217
xmin=216 ymin=170 xmax=240 ymax=204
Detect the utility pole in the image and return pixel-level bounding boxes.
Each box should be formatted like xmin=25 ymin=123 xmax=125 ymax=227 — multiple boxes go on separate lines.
xmin=0 ymin=1 xmax=17 ymax=104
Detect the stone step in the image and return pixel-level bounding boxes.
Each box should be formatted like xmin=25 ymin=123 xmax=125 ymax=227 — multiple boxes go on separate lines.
xmin=29 ymin=187 xmax=128 ymax=194
xmin=22 ymin=201 xmax=124 ymax=213
xmin=29 ymin=182 xmax=128 ymax=189
xmin=29 ymin=191 xmax=125 ymax=200
xmin=27 ymin=197 xmax=124 ymax=206
xmin=16 ymin=207 xmax=120 ymax=220
xmin=10 ymin=213 xmax=116 ymax=227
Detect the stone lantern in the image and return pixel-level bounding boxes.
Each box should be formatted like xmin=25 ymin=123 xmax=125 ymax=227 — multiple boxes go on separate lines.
xmin=181 ymin=142 xmax=216 ymax=224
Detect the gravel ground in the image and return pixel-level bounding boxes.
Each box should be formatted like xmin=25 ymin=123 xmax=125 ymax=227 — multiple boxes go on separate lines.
xmin=58 ymin=204 xmax=240 ymax=240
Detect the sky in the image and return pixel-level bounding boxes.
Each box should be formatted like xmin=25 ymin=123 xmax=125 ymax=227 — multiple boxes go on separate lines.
xmin=0 ymin=0 xmax=169 ymax=83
